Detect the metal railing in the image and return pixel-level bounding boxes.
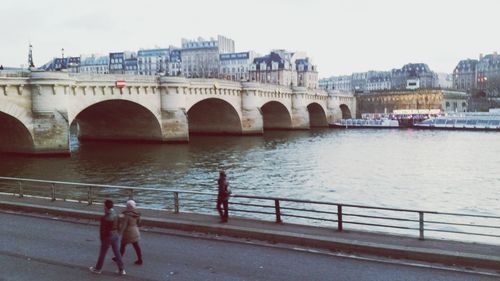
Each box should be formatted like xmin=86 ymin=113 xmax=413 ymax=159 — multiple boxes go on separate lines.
xmin=1 ymin=176 xmax=500 ymax=243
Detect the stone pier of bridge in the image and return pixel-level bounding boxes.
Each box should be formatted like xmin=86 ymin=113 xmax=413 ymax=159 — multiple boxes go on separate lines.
xmin=0 ymin=71 xmax=356 ymax=155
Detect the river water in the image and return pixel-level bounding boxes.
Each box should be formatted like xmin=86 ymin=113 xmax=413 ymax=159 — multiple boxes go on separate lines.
xmin=1 ymin=129 xmax=499 ymax=240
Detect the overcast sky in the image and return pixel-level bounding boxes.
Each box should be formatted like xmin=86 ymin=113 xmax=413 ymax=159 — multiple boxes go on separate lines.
xmin=1 ymin=0 xmax=498 ymax=77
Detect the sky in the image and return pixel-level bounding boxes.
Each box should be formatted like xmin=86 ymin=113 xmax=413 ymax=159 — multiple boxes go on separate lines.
xmin=1 ymin=0 xmax=499 ymax=78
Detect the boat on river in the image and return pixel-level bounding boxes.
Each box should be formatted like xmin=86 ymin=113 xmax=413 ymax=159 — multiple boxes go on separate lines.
xmin=331 ymin=118 xmax=400 ymax=129
xmin=414 ymin=110 xmax=500 ymax=131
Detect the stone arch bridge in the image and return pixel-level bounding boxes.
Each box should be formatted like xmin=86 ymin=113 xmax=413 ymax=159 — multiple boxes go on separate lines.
xmin=0 ymin=71 xmax=356 ymax=155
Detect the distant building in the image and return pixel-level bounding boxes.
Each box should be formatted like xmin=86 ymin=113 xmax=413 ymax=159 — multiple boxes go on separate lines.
xmin=249 ymin=51 xmax=297 ymax=87
xmin=250 ymin=50 xmax=317 ymax=88
xmin=319 ymin=75 xmax=352 ymax=91
xmin=168 ymin=48 xmax=182 ymax=76
xmin=124 ymin=56 xmax=138 ymax=75
xmin=295 ymin=58 xmax=318 ymax=89
xmin=322 ymin=64 xmax=437 ymax=93
xmin=356 ymin=89 xmax=468 ymax=115
xmin=41 ymin=56 xmax=80 ymax=72
xmin=318 ymin=78 xmax=332 ymax=91
xmin=391 ymin=63 xmax=437 ymax=90
xmin=137 ymin=48 xmax=169 ymax=76
xmin=109 ymin=52 xmax=124 ymax=74
xmin=79 ymin=54 xmax=109 ymax=74
xmin=219 ymin=51 xmax=256 ymax=81
xmin=109 ymin=51 xmax=136 ymax=74
xmin=351 ymin=72 xmax=368 ymax=92
xmin=181 ymin=35 xmax=235 ymax=78
xmin=452 ymin=59 xmax=478 ymax=91
xmin=366 ymin=71 xmax=391 ymax=91
xmin=476 ymin=52 xmax=500 ymax=90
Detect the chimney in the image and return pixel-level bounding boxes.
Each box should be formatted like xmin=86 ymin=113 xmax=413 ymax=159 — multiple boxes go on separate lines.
xmin=479 ymin=53 xmax=484 ymax=60
xmin=494 ymin=52 xmax=498 ymax=58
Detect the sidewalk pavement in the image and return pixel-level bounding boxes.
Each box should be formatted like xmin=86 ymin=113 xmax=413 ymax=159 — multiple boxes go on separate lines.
xmin=1 ymin=194 xmax=499 ymax=271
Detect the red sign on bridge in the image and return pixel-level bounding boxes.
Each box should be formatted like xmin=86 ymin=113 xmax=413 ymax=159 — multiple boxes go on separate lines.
xmin=115 ymin=80 xmax=126 ymax=89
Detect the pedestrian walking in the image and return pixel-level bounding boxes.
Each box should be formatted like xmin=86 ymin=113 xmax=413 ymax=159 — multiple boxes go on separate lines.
xmin=113 ymin=199 xmax=143 ymax=265
xmin=216 ymin=170 xmax=231 ymax=223
xmin=89 ymin=199 xmax=126 ymax=275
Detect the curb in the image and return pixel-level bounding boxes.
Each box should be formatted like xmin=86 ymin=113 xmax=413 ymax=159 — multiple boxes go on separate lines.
xmin=2 ymin=200 xmax=500 ymax=270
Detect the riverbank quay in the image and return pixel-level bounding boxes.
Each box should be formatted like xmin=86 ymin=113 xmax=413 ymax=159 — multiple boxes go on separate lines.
xmin=1 ymin=194 xmax=499 ymax=271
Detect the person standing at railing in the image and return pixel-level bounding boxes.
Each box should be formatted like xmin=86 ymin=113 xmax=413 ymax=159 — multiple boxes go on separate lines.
xmin=89 ymin=199 xmax=126 ymax=276
xmin=216 ymin=170 xmax=231 ymax=223
xmin=112 ymin=199 xmax=143 ymax=265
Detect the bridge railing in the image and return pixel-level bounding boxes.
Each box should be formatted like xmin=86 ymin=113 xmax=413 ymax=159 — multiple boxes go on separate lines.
xmin=0 ymin=71 xmax=31 ymax=78
xmin=1 ymin=176 xmax=500 ymax=243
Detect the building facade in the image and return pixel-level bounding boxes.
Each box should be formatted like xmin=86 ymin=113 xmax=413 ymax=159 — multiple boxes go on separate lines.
xmin=476 ymin=52 xmax=500 ymax=91
xmin=296 ymin=58 xmax=318 ymax=89
xmin=41 ymin=57 xmax=80 ymax=72
xmin=366 ymin=71 xmax=391 ymax=91
xmin=137 ymin=48 xmax=169 ymax=76
xmin=124 ymin=57 xmax=138 ymax=75
xmin=219 ymin=51 xmax=256 ymax=81
xmin=356 ymin=89 xmax=468 ymax=115
xmin=351 ymin=72 xmax=368 ymax=92
xmin=249 ymin=51 xmax=297 ymax=87
xmin=249 ymin=50 xmax=318 ymax=89
xmin=452 ymin=59 xmax=478 ymax=91
xmin=168 ymin=48 xmax=182 ymax=76
xmin=391 ymin=63 xmax=437 ymax=90
xmin=181 ymin=35 xmax=235 ymax=78
xmin=321 ymin=64 xmax=437 ymax=93
xmin=319 ymin=75 xmax=352 ymax=92
xmin=79 ymin=55 xmax=109 ymax=74
xmin=109 ymin=51 xmax=136 ymax=74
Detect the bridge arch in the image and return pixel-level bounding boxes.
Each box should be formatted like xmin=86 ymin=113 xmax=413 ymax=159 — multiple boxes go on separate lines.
xmin=72 ymin=100 xmax=163 ymax=142
xmin=340 ymin=104 xmax=352 ymax=119
xmin=307 ymin=102 xmax=328 ymax=127
xmin=261 ymin=101 xmax=292 ymax=130
xmin=0 ymin=103 xmax=33 ymax=135
xmin=187 ymin=98 xmax=242 ymax=135
xmin=0 ymin=111 xmax=34 ymax=153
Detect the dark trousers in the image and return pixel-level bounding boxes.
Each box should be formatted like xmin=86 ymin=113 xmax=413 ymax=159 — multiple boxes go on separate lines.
xmin=216 ymin=198 xmax=229 ymax=221
xmin=95 ymin=233 xmax=123 ymax=271
xmin=120 ymin=241 xmax=142 ymax=262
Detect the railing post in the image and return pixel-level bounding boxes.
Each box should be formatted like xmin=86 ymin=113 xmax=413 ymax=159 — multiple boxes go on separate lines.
xmin=337 ymin=205 xmax=343 ymax=232
xmin=18 ymin=181 xmax=23 ymax=198
xmin=128 ymin=189 xmax=134 ymax=200
xmin=51 ymin=183 xmax=56 ymax=201
xmin=173 ymin=192 xmax=179 ymax=213
xmin=274 ymin=199 xmax=282 ymax=223
xmin=87 ymin=186 xmax=93 ymax=205
xmin=419 ymin=212 xmax=425 ymax=240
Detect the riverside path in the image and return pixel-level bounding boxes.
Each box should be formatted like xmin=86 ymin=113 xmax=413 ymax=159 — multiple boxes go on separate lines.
xmin=0 ymin=210 xmax=499 ymax=281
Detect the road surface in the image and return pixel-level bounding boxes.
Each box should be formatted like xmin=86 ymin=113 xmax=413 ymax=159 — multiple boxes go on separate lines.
xmin=0 ymin=211 xmax=497 ymax=281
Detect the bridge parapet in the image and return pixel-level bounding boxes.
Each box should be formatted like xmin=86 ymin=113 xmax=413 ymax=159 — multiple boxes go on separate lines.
xmin=0 ymin=70 xmax=31 ymax=78
xmin=69 ymin=72 xmax=157 ymax=83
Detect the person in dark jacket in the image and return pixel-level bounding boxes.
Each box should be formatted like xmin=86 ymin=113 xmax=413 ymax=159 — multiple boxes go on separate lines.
xmin=216 ymin=170 xmax=231 ymax=223
xmin=89 ymin=199 xmax=126 ymax=275
xmin=113 ymin=200 xmax=143 ymax=265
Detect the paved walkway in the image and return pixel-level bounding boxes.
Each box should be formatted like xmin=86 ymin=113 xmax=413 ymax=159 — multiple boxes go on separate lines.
xmin=1 ymin=194 xmax=500 ymax=271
